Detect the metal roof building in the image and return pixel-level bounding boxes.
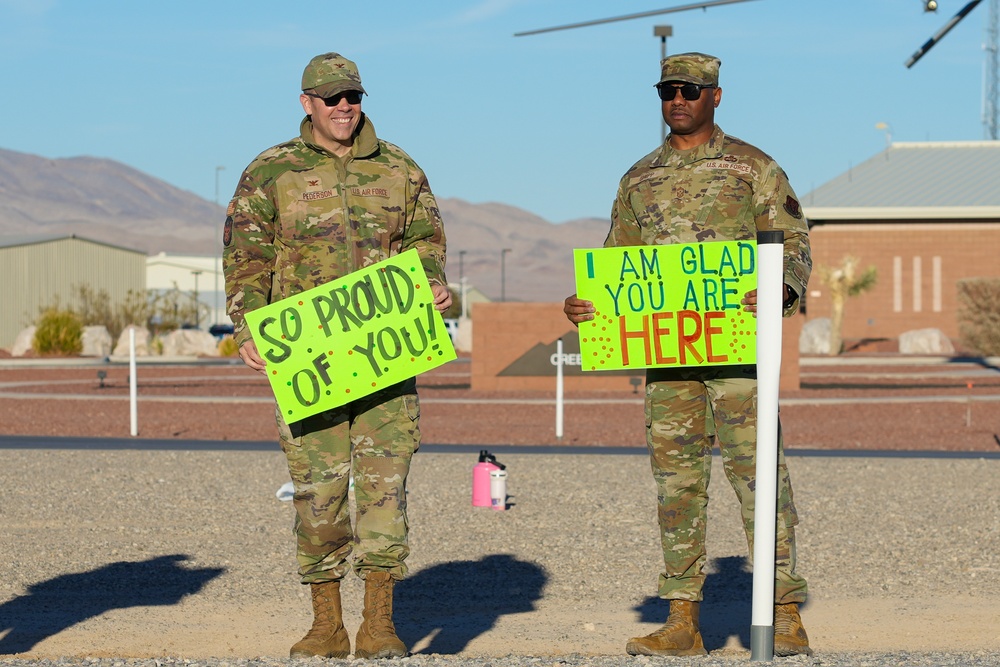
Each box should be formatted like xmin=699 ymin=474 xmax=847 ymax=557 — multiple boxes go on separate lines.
xmin=804 ymin=141 xmax=1000 ymax=220
xmin=0 ymin=234 xmax=146 ymax=350
xmin=801 ymin=141 xmax=1000 ymax=347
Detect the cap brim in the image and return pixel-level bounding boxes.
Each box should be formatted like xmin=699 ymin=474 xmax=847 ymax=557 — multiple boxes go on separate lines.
xmin=656 ymin=75 xmax=714 ymax=87
xmin=309 ymin=81 xmax=367 ymax=97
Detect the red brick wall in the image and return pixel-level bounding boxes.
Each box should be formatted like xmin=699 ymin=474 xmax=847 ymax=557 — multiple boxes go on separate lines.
xmin=806 ymin=221 xmax=1000 ymax=341
xmin=471 ymin=302 xmax=803 ymax=392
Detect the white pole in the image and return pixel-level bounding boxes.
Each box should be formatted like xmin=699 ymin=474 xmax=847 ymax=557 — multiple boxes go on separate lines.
xmin=555 ymin=338 xmax=564 ymax=439
xmin=129 ymin=327 xmax=138 ymax=437
xmin=750 ymin=231 xmax=784 ymax=661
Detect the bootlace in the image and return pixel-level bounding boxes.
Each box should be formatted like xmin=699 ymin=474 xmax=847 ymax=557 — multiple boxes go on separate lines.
xmin=649 ymin=603 xmax=693 ymax=637
xmin=307 ymin=586 xmax=340 ymax=633
xmin=366 ymin=577 xmax=397 ymax=633
xmin=773 ymin=605 xmax=798 ymax=636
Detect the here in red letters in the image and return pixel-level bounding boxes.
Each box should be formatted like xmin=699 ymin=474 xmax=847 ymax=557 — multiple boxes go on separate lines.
xmin=618 ymin=310 xmax=729 ymax=366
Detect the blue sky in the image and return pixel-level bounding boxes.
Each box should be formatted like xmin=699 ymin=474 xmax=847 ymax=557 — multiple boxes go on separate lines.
xmin=0 ymin=0 xmax=993 ymax=223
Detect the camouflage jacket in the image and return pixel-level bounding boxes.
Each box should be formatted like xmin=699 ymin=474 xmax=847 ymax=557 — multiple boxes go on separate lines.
xmin=605 ymin=124 xmax=811 ymax=315
xmin=223 ymin=115 xmax=447 ymax=345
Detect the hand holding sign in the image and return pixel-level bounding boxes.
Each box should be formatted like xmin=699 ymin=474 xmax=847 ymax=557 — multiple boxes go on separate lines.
xmin=572 ymin=241 xmax=758 ymax=371
xmin=245 ymin=249 xmax=456 ymax=421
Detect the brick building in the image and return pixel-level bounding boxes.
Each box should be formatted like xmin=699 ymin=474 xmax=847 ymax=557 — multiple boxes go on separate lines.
xmin=801 ymin=141 xmax=1000 ymax=343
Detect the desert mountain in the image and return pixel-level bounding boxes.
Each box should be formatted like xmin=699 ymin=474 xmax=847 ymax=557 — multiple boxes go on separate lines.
xmin=0 ymin=148 xmax=610 ymax=302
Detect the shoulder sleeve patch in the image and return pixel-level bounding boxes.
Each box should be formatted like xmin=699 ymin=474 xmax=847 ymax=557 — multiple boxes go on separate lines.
xmin=223 ymin=216 xmax=234 ymax=247
xmin=783 ymin=196 xmax=802 ymax=219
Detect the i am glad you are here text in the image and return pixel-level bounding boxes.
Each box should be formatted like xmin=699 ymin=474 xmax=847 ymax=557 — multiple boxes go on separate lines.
xmin=573 ymin=241 xmax=758 ymax=371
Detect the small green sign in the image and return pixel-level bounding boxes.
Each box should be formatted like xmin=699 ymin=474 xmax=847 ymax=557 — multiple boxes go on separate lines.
xmin=245 ymin=249 xmax=456 ymax=421
xmin=573 ymin=241 xmax=758 ymax=371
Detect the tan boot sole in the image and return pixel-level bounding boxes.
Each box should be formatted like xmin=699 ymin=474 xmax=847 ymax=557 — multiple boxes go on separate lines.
xmin=354 ymin=646 xmax=407 ymax=659
xmin=290 ymin=648 xmax=350 ymax=659
xmin=774 ymin=643 xmax=814 ymax=657
xmin=625 ymin=640 xmax=707 ymax=657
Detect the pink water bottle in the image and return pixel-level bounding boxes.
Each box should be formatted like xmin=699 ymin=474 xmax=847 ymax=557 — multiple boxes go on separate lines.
xmin=472 ymin=450 xmax=500 ymax=507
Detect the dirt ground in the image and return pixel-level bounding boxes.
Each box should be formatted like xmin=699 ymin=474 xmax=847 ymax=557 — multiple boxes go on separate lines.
xmin=1 ymin=354 xmax=999 ymax=452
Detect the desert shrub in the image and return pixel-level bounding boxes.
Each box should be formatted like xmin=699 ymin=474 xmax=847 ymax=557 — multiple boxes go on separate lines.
xmin=33 ymin=308 xmax=83 ymax=356
xmin=56 ymin=283 xmax=205 ymax=339
xmin=73 ymin=284 xmax=151 ymax=341
xmin=815 ymin=256 xmax=877 ymax=355
xmin=147 ymin=284 xmax=204 ymax=332
xmin=957 ymin=278 xmax=1000 ymax=356
xmin=149 ymin=336 xmax=165 ymax=355
xmin=217 ymin=336 xmax=240 ymax=357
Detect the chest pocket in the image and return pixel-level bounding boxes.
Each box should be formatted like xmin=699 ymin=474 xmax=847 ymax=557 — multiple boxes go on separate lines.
xmin=346 ymin=181 xmax=407 ymax=252
xmin=633 ymin=169 xmax=756 ymax=243
xmin=274 ymin=176 xmax=349 ymax=245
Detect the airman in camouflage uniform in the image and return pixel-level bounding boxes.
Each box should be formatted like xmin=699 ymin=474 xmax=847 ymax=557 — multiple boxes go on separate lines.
xmin=564 ymin=52 xmax=812 ymax=657
xmin=223 ymin=52 xmax=450 ymax=660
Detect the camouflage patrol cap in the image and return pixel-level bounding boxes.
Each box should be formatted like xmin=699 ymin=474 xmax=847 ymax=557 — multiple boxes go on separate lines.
xmin=301 ymin=52 xmax=367 ymax=97
xmin=656 ymin=52 xmax=721 ymax=87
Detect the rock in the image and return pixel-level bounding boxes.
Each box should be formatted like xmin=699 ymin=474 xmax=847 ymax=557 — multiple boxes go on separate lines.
xmin=112 ymin=325 xmax=154 ymax=356
xmin=800 ymin=317 xmax=831 ymax=355
xmin=10 ymin=326 xmax=37 ymax=356
xmin=160 ymin=328 xmax=220 ymax=357
xmin=898 ymin=328 xmax=955 ymax=355
xmin=81 ymin=326 xmax=112 ymax=357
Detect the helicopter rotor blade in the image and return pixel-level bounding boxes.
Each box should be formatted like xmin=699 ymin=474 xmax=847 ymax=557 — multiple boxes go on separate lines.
xmin=514 ymin=0 xmax=760 ymax=37
xmin=906 ymin=0 xmax=984 ymax=68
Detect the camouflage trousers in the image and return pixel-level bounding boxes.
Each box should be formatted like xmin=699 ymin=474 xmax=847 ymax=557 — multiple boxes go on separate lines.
xmin=644 ymin=366 xmax=808 ymax=604
xmin=276 ymin=378 xmax=419 ymax=584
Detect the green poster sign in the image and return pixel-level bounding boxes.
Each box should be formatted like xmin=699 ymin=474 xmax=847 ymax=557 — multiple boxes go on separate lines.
xmin=573 ymin=241 xmax=758 ymax=371
xmin=245 ymin=249 xmax=456 ymax=421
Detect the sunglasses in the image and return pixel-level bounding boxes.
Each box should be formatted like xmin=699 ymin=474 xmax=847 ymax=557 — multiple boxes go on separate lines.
xmin=308 ymin=91 xmax=363 ymax=106
xmin=657 ymin=83 xmax=715 ymax=102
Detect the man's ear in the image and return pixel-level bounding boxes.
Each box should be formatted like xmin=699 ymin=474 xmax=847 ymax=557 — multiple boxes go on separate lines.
xmin=300 ymin=93 xmax=314 ymax=116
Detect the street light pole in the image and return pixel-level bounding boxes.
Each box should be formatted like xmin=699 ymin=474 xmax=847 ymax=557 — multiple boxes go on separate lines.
xmin=654 ymin=25 xmax=673 ymax=144
xmin=501 ymin=248 xmax=512 ymax=302
xmin=214 ymin=165 xmax=225 ymax=327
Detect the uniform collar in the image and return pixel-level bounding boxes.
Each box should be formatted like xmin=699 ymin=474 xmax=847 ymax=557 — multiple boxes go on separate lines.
xmin=299 ymin=113 xmax=380 ymax=159
xmin=652 ymin=124 xmax=726 ymax=167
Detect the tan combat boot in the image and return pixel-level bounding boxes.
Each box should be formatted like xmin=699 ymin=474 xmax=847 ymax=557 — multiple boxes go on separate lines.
xmin=625 ymin=599 xmax=707 ymax=656
xmin=774 ymin=602 xmax=813 ymax=656
xmin=354 ymin=570 xmax=408 ymax=659
xmin=289 ymin=580 xmax=350 ymax=658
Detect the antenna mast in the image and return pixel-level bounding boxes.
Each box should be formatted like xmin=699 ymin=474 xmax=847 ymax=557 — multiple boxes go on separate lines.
xmin=986 ymin=0 xmax=999 ymax=139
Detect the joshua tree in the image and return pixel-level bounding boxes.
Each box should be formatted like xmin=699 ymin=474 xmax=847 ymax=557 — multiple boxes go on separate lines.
xmin=817 ymin=256 xmax=877 ymax=355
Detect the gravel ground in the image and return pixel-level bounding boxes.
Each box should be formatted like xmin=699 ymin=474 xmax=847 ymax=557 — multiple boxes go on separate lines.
xmin=0 ymin=448 xmax=998 ymax=664
xmin=1 ymin=356 xmax=999 ymax=665
xmin=2 ymin=653 xmax=1000 ymax=667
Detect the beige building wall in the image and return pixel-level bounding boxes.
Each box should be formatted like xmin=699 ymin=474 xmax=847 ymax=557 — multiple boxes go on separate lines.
xmin=806 ymin=221 xmax=1000 ymax=342
xmin=1 ymin=236 xmax=146 ymax=349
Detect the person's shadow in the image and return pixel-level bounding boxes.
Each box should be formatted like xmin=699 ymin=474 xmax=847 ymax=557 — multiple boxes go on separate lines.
xmin=395 ymin=554 xmax=546 ymax=654
xmin=633 ymin=555 xmax=752 ymax=651
xmin=0 ymin=554 xmax=225 ymax=654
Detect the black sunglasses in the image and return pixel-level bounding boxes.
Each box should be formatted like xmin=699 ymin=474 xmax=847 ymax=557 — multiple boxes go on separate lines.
xmin=308 ymin=91 xmax=363 ymax=106
xmin=656 ymin=83 xmax=715 ymax=102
